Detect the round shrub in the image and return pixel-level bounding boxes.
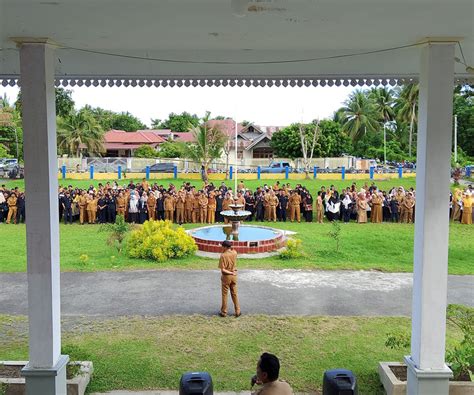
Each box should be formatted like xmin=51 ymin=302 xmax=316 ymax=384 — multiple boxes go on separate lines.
xmin=279 ymin=238 xmax=304 ymax=260
xmin=127 ymin=220 xmax=197 ymax=262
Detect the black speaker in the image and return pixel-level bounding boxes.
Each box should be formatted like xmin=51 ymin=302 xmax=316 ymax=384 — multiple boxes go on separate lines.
xmin=323 ymin=369 xmax=358 ymax=395
xmin=179 ymin=372 xmax=213 ymax=395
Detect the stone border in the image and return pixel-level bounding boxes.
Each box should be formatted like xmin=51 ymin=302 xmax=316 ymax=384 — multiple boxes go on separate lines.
xmin=0 ymin=361 xmax=94 ymax=395
xmin=378 ymin=362 xmax=474 ymax=395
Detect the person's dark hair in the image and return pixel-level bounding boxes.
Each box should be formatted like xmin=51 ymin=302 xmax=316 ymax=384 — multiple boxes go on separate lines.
xmin=222 ymin=240 xmax=232 ymax=249
xmin=259 ymin=353 xmax=280 ymax=381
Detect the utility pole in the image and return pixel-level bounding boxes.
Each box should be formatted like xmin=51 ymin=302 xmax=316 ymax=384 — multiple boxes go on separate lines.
xmin=454 ymin=114 xmax=458 ymax=163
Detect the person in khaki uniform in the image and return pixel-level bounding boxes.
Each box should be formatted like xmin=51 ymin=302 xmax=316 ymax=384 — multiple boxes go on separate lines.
xmin=316 ymin=192 xmax=324 ymax=223
xmin=263 ymin=192 xmax=270 ymax=221
xmin=268 ymin=191 xmax=279 ymax=222
xmin=192 ymin=192 xmax=201 ymax=223
xmin=86 ymin=193 xmax=98 ymax=224
xmin=207 ymin=191 xmax=216 ymax=224
xmin=234 ymin=192 xmax=246 ymax=207
xmin=461 ymin=191 xmax=472 ymax=225
xmin=141 ymin=178 xmax=149 ymax=192
xmin=251 ymin=353 xmax=293 ymax=395
xmin=218 ymin=240 xmax=240 ymax=317
xmin=175 ymin=190 xmax=186 ymax=224
xmin=147 ymin=192 xmax=157 ymax=221
xmin=6 ymin=193 xmax=17 ymax=224
xmin=289 ymin=191 xmax=301 ymax=222
xmin=116 ymin=191 xmax=126 ymax=218
xmin=164 ymin=193 xmax=175 ymax=221
xmin=401 ymin=192 xmax=415 ymax=223
xmin=222 ymin=192 xmax=233 ymax=224
xmin=198 ymin=192 xmax=208 ymax=223
xmin=370 ymin=192 xmax=383 ymax=223
xmin=356 ymin=192 xmax=368 ymax=223
xmin=78 ymin=190 xmax=88 ymax=224
xmin=395 ymin=188 xmax=406 ymax=223
xmin=185 ymin=191 xmax=194 ymax=223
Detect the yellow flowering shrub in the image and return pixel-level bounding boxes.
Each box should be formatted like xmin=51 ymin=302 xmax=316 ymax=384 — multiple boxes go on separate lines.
xmin=279 ymin=238 xmax=304 ymax=260
xmin=127 ymin=220 xmax=197 ymax=263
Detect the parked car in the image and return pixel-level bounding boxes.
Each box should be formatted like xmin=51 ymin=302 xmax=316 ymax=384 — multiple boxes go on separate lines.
xmin=260 ymin=161 xmax=292 ymax=173
xmin=145 ymin=162 xmax=176 ymax=173
xmin=0 ymin=158 xmax=18 ymax=170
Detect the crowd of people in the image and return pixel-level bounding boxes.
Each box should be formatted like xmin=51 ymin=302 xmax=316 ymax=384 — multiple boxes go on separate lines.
xmin=0 ymin=180 xmax=472 ymax=225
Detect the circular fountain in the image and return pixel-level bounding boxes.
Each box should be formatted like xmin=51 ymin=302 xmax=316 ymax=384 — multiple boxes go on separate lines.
xmin=189 ymin=203 xmax=286 ymax=255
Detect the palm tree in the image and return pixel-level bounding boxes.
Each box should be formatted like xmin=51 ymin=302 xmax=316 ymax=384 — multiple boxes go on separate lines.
xmin=369 ymin=87 xmax=395 ymax=123
xmin=395 ymin=83 xmax=419 ymax=157
xmin=185 ymin=114 xmax=227 ymax=182
xmin=57 ymin=111 xmax=105 ymax=157
xmin=339 ymin=90 xmax=379 ymax=141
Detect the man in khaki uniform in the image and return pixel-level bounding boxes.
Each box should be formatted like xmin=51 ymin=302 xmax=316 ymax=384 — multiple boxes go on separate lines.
xmin=218 ymin=240 xmax=240 ymax=317
xmin=263 ymin=192 xmax=270 ymax=221
xmin=6 ymin=192 xmax=17 ymax=224
xmin=78 ymin=190 xmax=88 ymax=224
xmin=164 ymin=193 xmax=175 ymax=221
xmin=147 ymin=192 xmax=157 ymax=221
xmin=316 ymin=192 xmax=324 ymax=223
xmin=198 ymin=192 xmax=208 ymax=223
xmin=116 ymin=191 xmax=126 ymax=218
xmin=192 ymin=192 xmax=201 ymax=223
xmin=175 ymin=190 xmax=186 ymax=224
xmin=401 ymin=192 xmax=415 ymax=223
xmin=289 ymin=191 xmax=301 ymax=222
xmin=86 ymin=193 xmax=98 ymax=224
xmin=207 ymin=191 xmax=216 ymax=224
xmin=185 ymin=191 xmax=194 ymax=223
xmin=251 ymin=353 xmax=293 ymax=395
xmin=222 ymin=192 xmax=233 ymax=224
xmin=268 ymin=191 xmax=279 ymax=222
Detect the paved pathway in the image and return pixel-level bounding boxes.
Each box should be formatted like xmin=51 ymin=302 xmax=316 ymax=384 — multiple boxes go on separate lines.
xmin=0 ymin=270 xmax=472 ymax=317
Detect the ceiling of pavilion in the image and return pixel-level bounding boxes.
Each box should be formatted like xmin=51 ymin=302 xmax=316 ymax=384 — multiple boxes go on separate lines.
xmin=0 ymin=0 xmax=473 ymax=87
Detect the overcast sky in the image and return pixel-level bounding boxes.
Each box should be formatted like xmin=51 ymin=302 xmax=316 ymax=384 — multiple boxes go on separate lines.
xmin=1 ymin=85 xmax=355 ymax=127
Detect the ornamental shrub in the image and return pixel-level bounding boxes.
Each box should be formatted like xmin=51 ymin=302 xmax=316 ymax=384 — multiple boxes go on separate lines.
xmin=279 ymin=238 xmax=304 ymax=260
xmin=127 ymin=220 xmax=197 ymax=263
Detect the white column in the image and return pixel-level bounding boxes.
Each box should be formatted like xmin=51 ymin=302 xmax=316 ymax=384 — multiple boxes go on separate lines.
xmin=16 ymin=39 xmax=68 ymax=395
xmin=405 ymin=42 xmax=455 ymax=395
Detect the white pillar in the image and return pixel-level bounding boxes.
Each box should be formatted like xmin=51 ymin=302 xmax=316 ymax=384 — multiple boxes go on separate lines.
xmin=405 ymin=42 xmax=455 ymax=395
xmin=16 ymin=39 xmax=68 ymax=395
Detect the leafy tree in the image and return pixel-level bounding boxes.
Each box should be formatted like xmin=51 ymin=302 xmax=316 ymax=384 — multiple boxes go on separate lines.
xmin=0 ymin=143 xmax=11 ymax=158
xmin=157 ymin=112 xmax=200 ymax=132
xmin=133 ymin=144 xmax=157 ymax=158
xmin=99 ymin=215 xmax=131 ymax=253
xmin=109 ymin=112 xmax=146 ymax=132
xmin=0 ymin=94 xmax=23 ymax=159
xmin=185 ymin=115 xmax=227 ymax=181
xmin=453 ymin=85 xmax=474 ymax=157
xmin=339 ymin=90 xmax=379 ymax=141
xmin=369 ymin=87 xmax=395 ymax=123
xmin=80 ymin=106 xmax=115 ymax=130
xmin=158 ymin=141 xmax=186 ymax=158
xmin=57 ymin=111 xmax=105 ymax=157
xmin=151 ymin=118 xmax=161 ymax=129
xmin=271 ymin=120 xmax=351 ymax=159
xmin=395 ymin=83 xmax=419 ymax=158
xmin=15 ymin=87 xmax=75 ymax=118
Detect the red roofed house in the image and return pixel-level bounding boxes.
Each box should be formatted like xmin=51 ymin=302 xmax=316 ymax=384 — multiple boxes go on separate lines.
xmin=104 ymin=129 xmax=166 ymax=157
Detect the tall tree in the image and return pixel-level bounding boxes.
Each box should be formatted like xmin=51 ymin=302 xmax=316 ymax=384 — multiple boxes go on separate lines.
xmin=15 ymin=87 xmax=75 ymax=118
xmin=157 ymin=112 xmax=200 ymax=132
xmin=339 ymin=90 xmax=379 ymax=141
xmin=395 ymin=83 xmax=419 ymax=158
xmin=57 ymin=111 xmax=105 ymax=157
xmin=453 ymin=84 xmax=474 ymax=157
xmin=185 ymin=115 xmax=227 ymax=181
xmin=369 ymin=87 xmax=395 ymax=123
xmin=298 ymin=122 xmax=320 ymax=178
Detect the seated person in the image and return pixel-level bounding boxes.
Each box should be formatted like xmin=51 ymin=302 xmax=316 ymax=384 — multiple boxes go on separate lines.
xmin=251 ymin=353 xmax=293 ymax=395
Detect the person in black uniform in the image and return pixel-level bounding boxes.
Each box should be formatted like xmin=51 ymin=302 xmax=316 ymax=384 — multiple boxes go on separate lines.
xmin=244 ymin=191 xmax=255 ymax=221
xmin=156 ymin=192 xmax=165 ymax=221
xmin=62 ymin=191 xmax=73 ymax=224
xmin=277 ymin=190 xmax=288 ymax=222
xmin=216 ymin=191 xmax=224 ymax=223
xmin=106 ymin=192 xmax=116 ymax=223
xmin=390 ymin=195 xmax=399 ymax=222
xmin=97 ymin=193 xmax=107 ymax=224
xmin=303 ymin=191 xmax=313 ymax=222
xmin=255 ymin=192 xmax=264 ymax=222
xmin=16 ymin=192 xmax=26 ymax=224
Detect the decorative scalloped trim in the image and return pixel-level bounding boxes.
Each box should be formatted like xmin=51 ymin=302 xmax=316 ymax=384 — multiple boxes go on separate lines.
xmin=1 ymin=76 xmax=472 ymax=88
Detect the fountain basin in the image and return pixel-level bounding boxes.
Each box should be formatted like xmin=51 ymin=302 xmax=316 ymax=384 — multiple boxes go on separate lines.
xmin=190 ymin=225 xmax=285 ymax=254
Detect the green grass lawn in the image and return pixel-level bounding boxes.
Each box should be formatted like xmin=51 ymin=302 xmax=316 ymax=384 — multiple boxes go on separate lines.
xmin=0 ymin=314 xmax=464 ymax=393
xmin=1 ymin=176 xmax=417 ymax=193
xmin=0 ymin=221 xmax=472 ymax=275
